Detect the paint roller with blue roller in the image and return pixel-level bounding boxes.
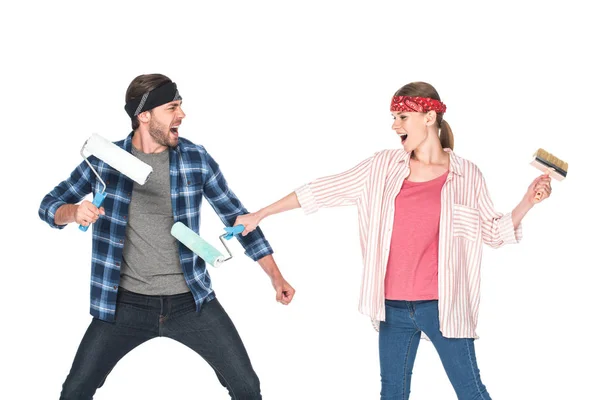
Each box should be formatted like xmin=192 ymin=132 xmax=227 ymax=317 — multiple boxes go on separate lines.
xmin=78 ymin=133 xmax=153 ymax=231
xmin=171 ymin=222 xmax=245 ymax=267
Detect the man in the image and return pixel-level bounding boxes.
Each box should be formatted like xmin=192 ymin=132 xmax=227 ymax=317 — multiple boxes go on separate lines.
xmin=39 ymin=73 xmax=295 ymax=400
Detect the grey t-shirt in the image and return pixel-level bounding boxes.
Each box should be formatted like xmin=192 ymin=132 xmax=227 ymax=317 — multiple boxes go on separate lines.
xmin=120 ymin=146 xmax=189 ymax=295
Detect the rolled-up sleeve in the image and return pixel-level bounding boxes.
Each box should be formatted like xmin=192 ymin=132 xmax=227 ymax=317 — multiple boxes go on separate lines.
xmin=477 ymin=174 xmax=523 ymax=248
xmin=202 ymin=150 xmax=273 ymax=261
xmin=39 ymin=160 xmax=93 ymax=229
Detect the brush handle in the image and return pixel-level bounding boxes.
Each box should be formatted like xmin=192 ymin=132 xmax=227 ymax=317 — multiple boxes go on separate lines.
xmin=533 ymin=168 xmax=552 ymax=203
xmin=79 ymin=191 xmax=107 ymax=232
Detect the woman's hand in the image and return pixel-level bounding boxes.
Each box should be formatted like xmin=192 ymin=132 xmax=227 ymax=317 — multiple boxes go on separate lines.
xmin=234 ymin=212 xmax=264 ymax=236
xmin=525 ymin=173 xmax=552 ymax=205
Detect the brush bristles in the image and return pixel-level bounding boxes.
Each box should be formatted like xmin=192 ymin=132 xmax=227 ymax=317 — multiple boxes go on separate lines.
xmin=534 ymin=148 xmax=568 ymax=172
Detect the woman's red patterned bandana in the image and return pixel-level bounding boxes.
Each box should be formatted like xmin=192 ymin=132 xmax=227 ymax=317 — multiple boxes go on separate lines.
xmin=390 ymin=96 xmax=447 ymax=114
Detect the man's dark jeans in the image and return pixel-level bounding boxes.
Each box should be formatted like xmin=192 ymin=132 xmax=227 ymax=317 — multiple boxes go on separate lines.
xmin=60 ymin=289 xmax=261 ymax=399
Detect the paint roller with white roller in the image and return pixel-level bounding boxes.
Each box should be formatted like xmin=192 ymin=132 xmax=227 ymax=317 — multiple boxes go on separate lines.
xmin=83 ymin=133 xmax=154 ymax=185
xmin=79 ymin=133 xmax=153 ymax=232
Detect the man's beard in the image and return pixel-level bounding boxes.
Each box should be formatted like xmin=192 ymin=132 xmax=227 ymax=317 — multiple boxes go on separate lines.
xmin=149 ymin=120 xmax=177 ymax=148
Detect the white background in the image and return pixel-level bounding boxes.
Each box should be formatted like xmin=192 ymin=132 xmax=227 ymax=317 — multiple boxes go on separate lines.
xmin=1 ymin=1 xmax=598 ymax=399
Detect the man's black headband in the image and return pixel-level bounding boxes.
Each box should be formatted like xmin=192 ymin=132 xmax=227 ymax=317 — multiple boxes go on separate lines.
xmin=124 ymin=82 xmax=182 ymax=118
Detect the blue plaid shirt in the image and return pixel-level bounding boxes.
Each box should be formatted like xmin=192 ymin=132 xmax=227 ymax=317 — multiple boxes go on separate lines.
xmin=39 ymin=132 xmax=273 ymax=322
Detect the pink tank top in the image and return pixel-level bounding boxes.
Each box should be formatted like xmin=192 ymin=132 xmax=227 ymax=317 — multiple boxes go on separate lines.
xmin=384 ymin=170 xmax=449 ymax=300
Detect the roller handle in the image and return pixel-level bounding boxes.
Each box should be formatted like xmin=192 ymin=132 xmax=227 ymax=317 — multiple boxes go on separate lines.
xmin=79 ymin=191 xmax=107 ymax=232
xmin=223 ymin=225 xmax=245 ymax=240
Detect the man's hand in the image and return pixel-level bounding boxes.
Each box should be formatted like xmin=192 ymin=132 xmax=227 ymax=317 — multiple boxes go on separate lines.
xmin=257 ymin=255 xmax=295 ymax=305
xmin=75 ymin=200 xmax=105 ymax=227
xmin=272 ymin=275 xmax=295 ymax=305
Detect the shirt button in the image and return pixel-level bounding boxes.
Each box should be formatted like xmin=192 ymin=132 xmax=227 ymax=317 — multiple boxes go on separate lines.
xmin=123 ymin=215 xmax=127 ymax=220
xmin=187 ymin=180 xmax=191 ymax=185
xmin=116 ymin=262 xmax=120 ymax=267
xmin=113 ymin=285 xmax=118 ymax=290
xmin=119 ymin=239 xmax=123 ymax=244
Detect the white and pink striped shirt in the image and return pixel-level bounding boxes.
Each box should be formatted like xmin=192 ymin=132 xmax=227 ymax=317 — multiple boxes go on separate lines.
xmin=295 ymin=148 xmax=522 ymax=339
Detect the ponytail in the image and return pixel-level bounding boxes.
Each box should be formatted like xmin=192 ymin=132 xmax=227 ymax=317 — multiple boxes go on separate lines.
xmin=439 ymin=120 xmax=454 ymax=150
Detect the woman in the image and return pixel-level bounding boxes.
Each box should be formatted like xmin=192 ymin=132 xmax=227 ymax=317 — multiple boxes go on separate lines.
xmin=235 ymin=82 xmax=551 ymax=399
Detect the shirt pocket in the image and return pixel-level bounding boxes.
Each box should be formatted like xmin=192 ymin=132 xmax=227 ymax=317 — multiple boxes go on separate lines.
xmin=452 ymin=204 xmax=480 ymax=241
xmin=180 ymin=171 xmax=204 ymax=197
